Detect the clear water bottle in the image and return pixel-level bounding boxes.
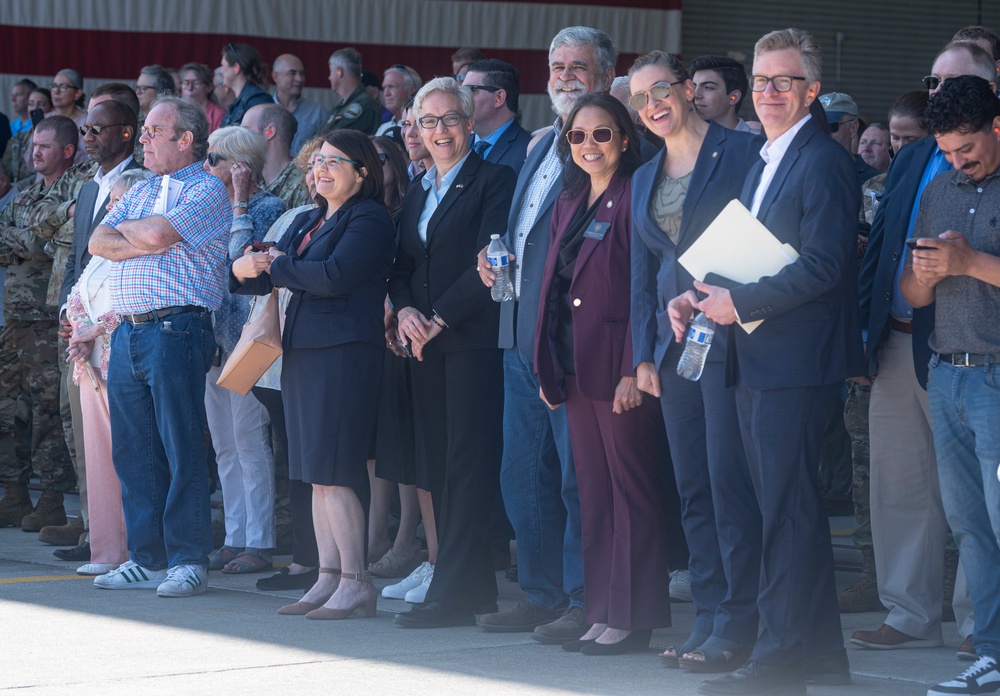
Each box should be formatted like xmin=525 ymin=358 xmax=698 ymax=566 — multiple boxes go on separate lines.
xmin=676 ymin=312 xmax=715 ymax=381
xmin=487 ymin=234 xmax=514 ymax=302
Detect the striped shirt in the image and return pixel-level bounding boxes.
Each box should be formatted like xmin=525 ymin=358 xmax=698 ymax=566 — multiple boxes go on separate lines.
xmin=104 ymin=161 xmax=231 ymax=314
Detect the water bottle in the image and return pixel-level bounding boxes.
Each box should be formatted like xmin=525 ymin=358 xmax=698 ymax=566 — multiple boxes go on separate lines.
xmin=676 ymin=312 xmax=715 ymax=381
xmin=487 ymin=234 xmax=514 ymax=302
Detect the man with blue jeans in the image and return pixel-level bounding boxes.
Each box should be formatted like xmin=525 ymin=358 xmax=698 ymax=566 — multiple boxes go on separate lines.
xmin=88 ymin=96 xmax=231 ymax=598
xmin=901 ymin=75 xmax=1000 ymax=696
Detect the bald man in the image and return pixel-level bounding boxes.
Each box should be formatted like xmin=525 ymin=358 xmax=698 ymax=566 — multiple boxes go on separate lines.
xmin=271 ymin=53 xmax=326 ymax=156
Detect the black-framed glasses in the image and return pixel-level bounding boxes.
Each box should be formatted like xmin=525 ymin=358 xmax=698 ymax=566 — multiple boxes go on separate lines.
xmin=79 ymin=123 xmax=127 ymax=136
xmin=139 ymin=124 xmax=177 ymax=139
xmin=313 ymin=154 xmax=359 ymax=169
xmin=749 ymin=75 xmax=808 ymax=92
xmin=828 ymin=117 xmax=856 ymax=134
xmin=468 ymin=84 xmax=501 ymax=94
xmin=50 ymin=83 xmax=75 ymax=93
xmin=207 ymin=152 xmax=228 ymax=167
xmin=134 ymin=84 xmax=157 ymax=94
xmin=565 ymin=127 xmax=618 ymax=145
xmin=628 ymin=81 xmax=683 ymax=110
xmin=418 ymin=113 xmax=465 ymax=129
xmin=923 ymin=75 xmax=942 ymax=91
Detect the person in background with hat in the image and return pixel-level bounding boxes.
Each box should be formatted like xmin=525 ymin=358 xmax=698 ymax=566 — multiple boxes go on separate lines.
xmin=820 ymin=91 xmax=881 ymax=187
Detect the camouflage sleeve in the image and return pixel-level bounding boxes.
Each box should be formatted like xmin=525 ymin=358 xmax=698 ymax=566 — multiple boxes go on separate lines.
xmin=28 ymin=162 xmax=94 ymax=242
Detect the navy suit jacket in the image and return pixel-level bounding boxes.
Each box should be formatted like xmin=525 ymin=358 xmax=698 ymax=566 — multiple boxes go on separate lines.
xmin=389 ymin=154 xmax=516 ymax=354
xmin=535 ymin=170 xmax=633 ymax=404
xmin=231 ymin=199 xmax=395 ymax=351
xmin=482 ymin=120 xmax=532 ymax=174
xmin=729 ymin=116 xmax=865 ymax=390
xmin=631 ymin=121 xmax=763 ymax=371
xmin=857 ymin=135 xmax=937 ymax=385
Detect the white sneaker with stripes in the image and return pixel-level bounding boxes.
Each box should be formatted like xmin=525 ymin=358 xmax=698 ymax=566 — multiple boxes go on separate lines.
xmin=157 ymin=564 xmax=208 ymax=598
xmin=94 ymin=560 xmax=168 ymax=589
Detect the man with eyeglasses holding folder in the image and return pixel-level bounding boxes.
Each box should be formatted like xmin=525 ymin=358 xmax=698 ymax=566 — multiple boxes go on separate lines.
xmin=88 ymin=96 xmax=231 ymax=598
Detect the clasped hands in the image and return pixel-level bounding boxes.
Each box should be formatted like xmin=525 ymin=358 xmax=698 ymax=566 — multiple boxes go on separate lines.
xmin=64 ymin=322 xmax=104 ymax=364
xmin=910 ymin=230 xmax=975 ymax=288
xmin=232 ymin=245 xmax=285 ymax=281
xmin=395 ymin=306 xmax=443 ymax=361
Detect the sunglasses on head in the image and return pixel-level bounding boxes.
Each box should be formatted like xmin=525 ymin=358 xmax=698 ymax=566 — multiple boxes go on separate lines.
xmin=565 ymin=127 xmax=617 ymax=145
xmin=207 ymin=152 xmax=228 ymax=167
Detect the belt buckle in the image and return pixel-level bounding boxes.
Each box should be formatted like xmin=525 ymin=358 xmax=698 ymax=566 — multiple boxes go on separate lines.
xmin=958 ymin=353 xmax=972 ymax=367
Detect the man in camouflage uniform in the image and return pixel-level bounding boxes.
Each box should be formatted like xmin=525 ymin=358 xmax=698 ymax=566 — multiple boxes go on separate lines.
xmin=0 ymin=116 xmax=82 ymax=529
xmin=241 ymin=104 xmax=311 ymax=209
xmin=320 ymin=47 xmax=380 ymax=136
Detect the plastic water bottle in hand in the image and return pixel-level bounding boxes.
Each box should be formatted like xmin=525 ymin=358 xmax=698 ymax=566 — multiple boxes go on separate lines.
xmin=676 ymin=312 xmax=715 ymax=381
xmin=487 ymin=234 xmax=514 ymax=302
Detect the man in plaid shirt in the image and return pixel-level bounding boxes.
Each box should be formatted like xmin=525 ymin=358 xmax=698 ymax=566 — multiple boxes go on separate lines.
xmin=88 ymin=96 xmax=231 ymax=598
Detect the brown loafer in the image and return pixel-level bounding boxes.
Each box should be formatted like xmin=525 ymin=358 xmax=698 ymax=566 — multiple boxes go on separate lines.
xmin=849 ymin=623 xmax=942 ymax=649
xmin=957 ymin=634 xmax=976 ymax=661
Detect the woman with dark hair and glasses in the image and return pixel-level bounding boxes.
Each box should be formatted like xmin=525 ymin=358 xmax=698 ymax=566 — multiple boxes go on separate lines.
xmin=220 ymin=42 xmax=271 ymax=127
xmin=180 ymin=62 xmax=226 ymax=133
xmin=533 ymin=91 xmax=668 ymax=656
xmin=231 ymin=129 xmax=395 ymax=619
xmin=628 ymin=51 xmax=763 ymax=671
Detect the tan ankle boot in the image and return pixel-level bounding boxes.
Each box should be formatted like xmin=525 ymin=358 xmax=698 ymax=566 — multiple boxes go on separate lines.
xmin=21 ymin=489 xmax=67 ymax=532
xmin=0 ymin=480 xmax=33 ymax=527
xmin=38 ymin=515 xmax=85 ymax=546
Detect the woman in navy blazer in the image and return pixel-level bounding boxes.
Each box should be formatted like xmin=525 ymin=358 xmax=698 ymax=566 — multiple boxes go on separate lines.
xmin=535 ymin=92 xmax=670 ymax=655
xmin=628 ymin=51 xmax=764 ymax=670
xmin=231 ymin=130 xmax=395 ymax=620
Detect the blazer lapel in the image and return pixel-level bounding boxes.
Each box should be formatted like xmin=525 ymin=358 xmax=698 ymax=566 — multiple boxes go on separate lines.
xmin=679 ymin=124 xmax=725 ymax=247
xmin=573 ymin=171 xmax=627 ymax=278
xmin=507 ymin=129 xmax=555 ymax=229
xmin=288 ymin=208 xmax=326 ymax=257
xmin=426 ymin=155 xmax=480 ymax=244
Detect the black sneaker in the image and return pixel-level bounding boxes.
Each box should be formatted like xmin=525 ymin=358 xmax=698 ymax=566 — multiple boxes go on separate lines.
xmin=928 ymin=656 xmax=1000 ymax=695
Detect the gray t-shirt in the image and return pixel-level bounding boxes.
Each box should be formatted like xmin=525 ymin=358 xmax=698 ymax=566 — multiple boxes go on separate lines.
xmin=913 ymin=168 xmax=1000 ymax=354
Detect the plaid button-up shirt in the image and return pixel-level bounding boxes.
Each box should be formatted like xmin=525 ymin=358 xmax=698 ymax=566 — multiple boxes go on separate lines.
xmin=104 ymin=161 xmax=232 ymax=314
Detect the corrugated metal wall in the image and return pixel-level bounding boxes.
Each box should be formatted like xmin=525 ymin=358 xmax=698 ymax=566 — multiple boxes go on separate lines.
xmin=682 ymin=1 xmax=1000 ymax=125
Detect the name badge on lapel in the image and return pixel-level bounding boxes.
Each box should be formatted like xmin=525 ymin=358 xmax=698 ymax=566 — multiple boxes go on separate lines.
xmin=583 ymin=221 xmax=610 ymax=241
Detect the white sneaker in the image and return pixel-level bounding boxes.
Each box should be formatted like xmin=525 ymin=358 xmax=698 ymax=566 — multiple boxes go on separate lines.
xmin=77 ymin=563 xmax=119 ymax=576
xmin=669 ymin=569 xmax=692 ymax=602
xmin=157 ymin=564 xmax=208 ymax=598
xmin=928 ymin=656 xmax=1000 ymax=695
xmin=404 ymin=569 xmax=434 ymax=603
xmin=382 ymin=561 xmax=433 ymax=600
xmin=94 ymin=560 xmax=167 ymax=589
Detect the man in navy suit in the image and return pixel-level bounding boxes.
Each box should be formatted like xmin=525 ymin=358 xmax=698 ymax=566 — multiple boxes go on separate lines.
xmin=695 ymin=28 xmax=863 ymax=694
xmin=464 ymin=59 xmax=531 ymax=175
xmin=852 ymin=41 xmax=996 ymax=655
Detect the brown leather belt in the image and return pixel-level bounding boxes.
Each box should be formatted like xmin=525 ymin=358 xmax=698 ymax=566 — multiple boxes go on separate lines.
xmin=888 ymin=317 xmax=912 ymax=334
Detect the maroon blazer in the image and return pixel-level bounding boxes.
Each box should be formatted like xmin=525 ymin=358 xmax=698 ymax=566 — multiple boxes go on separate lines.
xmin=535 ymin=169 xmax=634 ymax=405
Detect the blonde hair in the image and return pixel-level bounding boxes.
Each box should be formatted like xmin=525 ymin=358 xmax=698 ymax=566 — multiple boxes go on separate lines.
xmin=207 ymin=126 xmax=267 ymax=183
xmin=413 ymin=77 xmax=474 ymax=119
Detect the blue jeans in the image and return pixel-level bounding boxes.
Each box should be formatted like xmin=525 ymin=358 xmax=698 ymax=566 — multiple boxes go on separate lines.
xmin=928 ymin=357 xmax=1000 ymax=660
xmin=107 ymin=310 xmax=215 ymax=570
xmin=500 ymin=348 xmax=583 ymax=610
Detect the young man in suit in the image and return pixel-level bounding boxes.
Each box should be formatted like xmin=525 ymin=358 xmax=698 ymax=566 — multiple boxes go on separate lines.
xmin=464 ymin=59 xmax=532 ymax=175
xmin=694 ymin=28 xmax=864 ymax=695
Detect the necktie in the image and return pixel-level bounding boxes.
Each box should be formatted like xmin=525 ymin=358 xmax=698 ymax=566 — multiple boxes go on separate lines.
xmin=474 ymin=139 xmax=490 ymax=158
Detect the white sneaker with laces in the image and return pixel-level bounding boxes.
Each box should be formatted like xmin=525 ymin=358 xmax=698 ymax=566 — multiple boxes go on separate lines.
xmin=382 ymin=561 xmax=433 ymax=600
xmin=669 ymin=569 xmax=692 ymax=602
xmin=404 ymin=567 xmax=435 ymax=603
xmin=78 ymin=563 xmax=119 ymax=576
xmin=157 ymin=564 xmax=208 ymax=598
xmin=94 ymin=560 xmax=167 ymax=589
xmin=928 ymin=656 xmax=1000 ymax=695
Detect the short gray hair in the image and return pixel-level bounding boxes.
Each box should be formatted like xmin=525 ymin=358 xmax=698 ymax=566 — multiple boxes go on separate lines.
xmin=413 ymin=77 xmax=474 ymax=119
xmin=208 ymin=126 xmax=267 ymax=183
xmin=330 ymin=47 xmax=363 ymax=79
xmin=549 ymin=26 xmax=617 ymax=76
xmin=936 ymin=41 xmax=997 ymax=82
xmin=150 ymin=95 xmax=210 ymax=160
xmin=385 ymin=64 xmax=423 ymax=92
xmin=753 ymin=28 xmax=822 ymax=83
xmin=111 ymin=169 xmax=153 ymax=193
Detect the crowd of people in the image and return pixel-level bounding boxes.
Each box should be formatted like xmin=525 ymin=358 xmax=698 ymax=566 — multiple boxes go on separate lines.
xmin=0 ymin=22 xmax=999 ymax=696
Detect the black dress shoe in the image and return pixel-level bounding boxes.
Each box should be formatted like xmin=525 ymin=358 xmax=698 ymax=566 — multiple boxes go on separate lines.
xmin=561 ymin=638 xmax=596 ymax=653
xmin=698 ymin=660 xmax=805 ymax=695
xmin=53 ymin=542 xmax=90 ymax=562
xmin=802 ymin=649 xmax=851 ymax=685
xmin=579 ymin=629 xmax=652 ymax=656
xmin=256 ymin=567 xmax=319 ymax=591
xmin=394 ymin=601 xmax=477 ymax=628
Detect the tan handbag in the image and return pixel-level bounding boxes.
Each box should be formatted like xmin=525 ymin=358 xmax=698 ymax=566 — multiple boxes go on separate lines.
xmin=216 ymin=290 xmax=283 ymax=395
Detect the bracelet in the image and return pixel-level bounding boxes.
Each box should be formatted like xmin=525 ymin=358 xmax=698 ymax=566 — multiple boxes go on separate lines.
xmin=233 ymin=201 xmax=248 ymax=209
xmin=432 ymin=311 xmax=448 ymax=329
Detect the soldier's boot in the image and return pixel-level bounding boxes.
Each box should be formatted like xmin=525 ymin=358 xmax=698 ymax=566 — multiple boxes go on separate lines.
xmin=38 ymin=515 xmax=85 ymax=546
xmin=21 ymin=489 xmax=67 ymax=533
xmin=0 ymin=480 xmax=33 ymax=528
xmin=943 ymin=548 xmax=959 ymax=622
xmin=839 ymin=547 xmax=885 ymax=612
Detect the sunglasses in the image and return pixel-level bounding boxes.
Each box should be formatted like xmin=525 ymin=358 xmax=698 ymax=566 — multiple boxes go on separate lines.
xmin=628 ymin=81 xmax=683 ymax=111
xmin=565 ymin=127 xmax=617 ymax=145
xmin=468 ymin=84 xmax=500 ymax=94
xmin=828 ymin=117 xmax=856 ymax=134
xmin=207 ymin=152 xmax=228 ymax=167
xmin=923 ymin=75 xmax=942 ymax=91
xmin=79 ymin=123 xmax=126 ymax=136
xmin=139 ymin=124 xmax=177 ymax=139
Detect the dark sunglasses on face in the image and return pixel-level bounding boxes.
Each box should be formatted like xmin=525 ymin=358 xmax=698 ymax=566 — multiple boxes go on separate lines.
xmin=80 ymin=123 xmax=126 ymax=136
xmin=923 ymin=75 xmax=942 ymax=91
xmin=468 ymin=84 xmax=501 ymax=94
xmin=207 ymin=152 xmax=228 ymax=167
xmin=565 ymin=127 xmax=617 ymax=145
xmin=828 ymin=117 xmax=855 ymax=134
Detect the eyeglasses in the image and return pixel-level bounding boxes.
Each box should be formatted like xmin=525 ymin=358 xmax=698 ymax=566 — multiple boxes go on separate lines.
xmin=79 ymin=123 xmax=127 ymax=136
xmin=139 ymin=124 xmax=177 ymax=139
xmin=628 ymin=81 xmax=684 ymax=110
xmin=828 ymin=117 xmax=856 ymax=134
xmin=134 ymin=85 xmax=157 ymax=94
xmin=180 ymin=79 xmax=206 ymax=89
xmin=50 ymin=83 xmax=75 ymax=93
xmin=207 ymin=152 xmax=228 ymax=167
xmin=313 ymin=154 xmax=359 ymax=169
xmin=565 ymin=127 xmax=618 ymax=145
xmin=418 ymin=113 xmax=465 ymax=129
xmin=468 ymin=85 xmax=501 ymax=94
xmin=923 ymin=75 xmax=942 ymax=91
xmin=749 ymin=75 xmax=808 ymax=92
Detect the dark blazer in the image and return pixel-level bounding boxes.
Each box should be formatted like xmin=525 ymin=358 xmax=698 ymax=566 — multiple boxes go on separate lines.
xmin=631 ymin=121 xmax=763 ymax=371
xmin=60 ymin=157 xmax=143 ymax=305
xmin=857 ymin=135 xmax=937 ymax=385
xmin=231 ymin=198 xmax=395 ymax=351
xmin=535 ymin=170 xmax=633 ymax=405
xmin=730 ymin=116 xmax=865 ymax=390
xmin=389 ymin=154 xmax=516 ymax=354
xmin=482 ymin=120 xmax=532 ymax=174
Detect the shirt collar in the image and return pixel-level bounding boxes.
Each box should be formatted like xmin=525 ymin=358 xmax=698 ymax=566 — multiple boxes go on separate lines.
xmin=477 ymin=118 xmax=515 ymax=146
xmin=94 ymin=157 xmax=133 ymax=186
xmin=759 ymin=113 xmax=812 ymax=165
xmin=952 ymin=163 xmax=1000 ymax=186
xmin=421 ymin=151 xmax=472 ymax=193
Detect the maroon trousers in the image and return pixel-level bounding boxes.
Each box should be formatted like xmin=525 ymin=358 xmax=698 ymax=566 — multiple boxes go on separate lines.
xmin=564 ymin=376 xmax=671 ymax=630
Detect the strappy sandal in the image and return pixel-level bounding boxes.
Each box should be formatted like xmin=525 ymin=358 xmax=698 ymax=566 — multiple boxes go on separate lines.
xmin=678 ymin=642 xmax=751 ymax=673
xmin=369 ymin=540 xmax=425 ymax=578
xmin=305 ymin=571 xmax=378 ymax=620
xmin=221 ymin=547 xmax=274 ymax=574
xmin=277 ymin=568 xmax=340 ymax=615
xmin=208 ymin=545 xmax=243 ymax=571
xmin=659 ymin=630 xmax=709 ymax=668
